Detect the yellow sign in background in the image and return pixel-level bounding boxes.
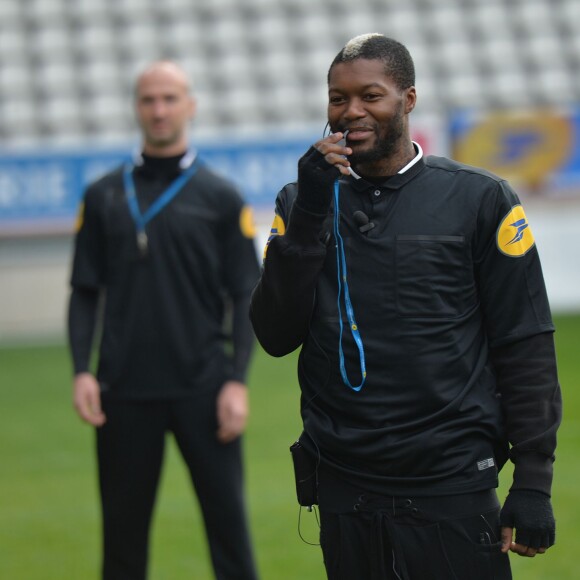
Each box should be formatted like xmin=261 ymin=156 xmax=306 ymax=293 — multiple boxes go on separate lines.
xmin=453 ymin=110 xmax=574 ymax=193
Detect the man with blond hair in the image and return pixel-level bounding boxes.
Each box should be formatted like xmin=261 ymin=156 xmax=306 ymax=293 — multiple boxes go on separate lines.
xmin=251 ymin=35 xmax=561 ymax=579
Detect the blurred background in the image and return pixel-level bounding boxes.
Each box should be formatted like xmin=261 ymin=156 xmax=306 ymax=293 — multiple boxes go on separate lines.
xmin=1 ymin=2 xmax=579 ymax=579
xmin=1 ymin=0 xmax=580 ymax=342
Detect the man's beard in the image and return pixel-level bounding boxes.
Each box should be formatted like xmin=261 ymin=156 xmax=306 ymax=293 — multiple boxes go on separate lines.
xmin=143 ymin=125 xmax=181 ymax=149
xmin=146 ymin=134 xmax=179 ymax=148
xmin=348 ymin=112 xmax=405 ymax=167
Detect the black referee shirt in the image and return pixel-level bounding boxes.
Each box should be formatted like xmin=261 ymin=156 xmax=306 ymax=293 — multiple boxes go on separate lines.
xmin=71 ymin=154 xmax=260 ymax=398
xmin=253 ymin=153 xmax=557 ymax=497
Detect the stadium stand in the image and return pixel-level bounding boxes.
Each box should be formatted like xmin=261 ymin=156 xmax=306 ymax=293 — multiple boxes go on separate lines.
xmin=0 ymin=0 xmax=578 ymax=146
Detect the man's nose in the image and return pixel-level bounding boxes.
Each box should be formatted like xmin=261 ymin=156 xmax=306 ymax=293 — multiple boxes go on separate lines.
xmin=343 ymin=98 xmax=366 ymax=119
xmin=152 ymin=101 xmax=167 ymax=116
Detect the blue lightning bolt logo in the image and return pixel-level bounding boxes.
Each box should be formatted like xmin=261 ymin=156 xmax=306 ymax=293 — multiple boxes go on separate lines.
xmin=496 ymin=205 xmax=535 ymax=257
xmin=505 ymin=218 xmax=529 ymax=246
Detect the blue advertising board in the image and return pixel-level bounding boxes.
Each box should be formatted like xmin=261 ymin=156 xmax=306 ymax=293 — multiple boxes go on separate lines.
xmin=0 ymin=135 xmax=314 ymax=235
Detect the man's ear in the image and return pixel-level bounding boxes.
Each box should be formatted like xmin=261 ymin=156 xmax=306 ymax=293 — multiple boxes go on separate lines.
xmin=404 ymin=86 xmax=417 ymax=114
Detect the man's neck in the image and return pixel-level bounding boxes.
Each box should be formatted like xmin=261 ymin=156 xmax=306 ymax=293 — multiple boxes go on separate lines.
xmin=139 ymin=151 xmax=187 ymax=178
xmin=142 ymin=140 xmax=189 ymax=158
xmin=354 ymin=140 xmax=417 ymax=179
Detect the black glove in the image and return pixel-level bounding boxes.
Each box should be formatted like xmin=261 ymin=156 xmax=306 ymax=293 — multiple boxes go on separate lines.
xmin=296 ymin=146 xmax=340 ymax=215
xmin=500 ymin=490 xmax=556 ymax=549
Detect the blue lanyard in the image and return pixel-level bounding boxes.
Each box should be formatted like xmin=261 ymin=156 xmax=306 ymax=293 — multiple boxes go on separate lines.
xmin=333 ymin=179 xmax=367 ymax=392
xmin=122 ymin=158 xmax=200 ymax=239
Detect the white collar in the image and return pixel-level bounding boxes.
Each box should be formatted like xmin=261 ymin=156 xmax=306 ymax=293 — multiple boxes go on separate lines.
xmin=398 ymin=141 xmax=423 ymax=174
xmin=132 ymin=149 xmax=197 ymax=169
xmin=348 ymin=140 xmax=423 ymax=180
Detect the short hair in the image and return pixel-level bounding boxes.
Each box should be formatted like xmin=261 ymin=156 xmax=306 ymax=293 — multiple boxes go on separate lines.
xmin=328 ymin=33 xmax=415 ymax=91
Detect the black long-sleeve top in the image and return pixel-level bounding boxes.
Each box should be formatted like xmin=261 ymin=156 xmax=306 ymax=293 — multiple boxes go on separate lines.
xmin=251 ymin=154 xmax=562 ymax=498
xmin=68 ymin=152 xmax=260 ymax=398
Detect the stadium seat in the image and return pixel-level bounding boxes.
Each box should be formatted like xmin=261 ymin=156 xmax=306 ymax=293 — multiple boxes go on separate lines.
xmin=0 ymin=0 xmax=577 ymax=143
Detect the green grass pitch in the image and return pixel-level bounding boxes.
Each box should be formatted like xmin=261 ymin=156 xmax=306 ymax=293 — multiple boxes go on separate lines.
xmin=0 ymin=314 xmax=578 ymax=579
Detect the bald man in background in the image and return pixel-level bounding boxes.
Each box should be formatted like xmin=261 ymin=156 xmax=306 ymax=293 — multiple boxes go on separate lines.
xmin=67 ymin=61 xmax=260 ymax=580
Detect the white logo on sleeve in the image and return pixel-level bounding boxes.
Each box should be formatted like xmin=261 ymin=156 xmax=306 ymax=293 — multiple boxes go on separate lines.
xmin=477 ymin=458 xmax=496 ymax=471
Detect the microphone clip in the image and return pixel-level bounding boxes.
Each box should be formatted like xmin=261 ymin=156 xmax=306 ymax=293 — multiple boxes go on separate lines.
xmin=353 ymin=210 xmax=375 ymax=233
xmin=359 ymin=222 xmax=375 ymax=233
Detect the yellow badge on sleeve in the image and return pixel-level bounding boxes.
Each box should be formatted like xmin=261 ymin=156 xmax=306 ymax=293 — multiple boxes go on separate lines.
xmin=269 ymin=214 xmax=285 ymax=237
xmin=239 ymin=205 xmax=257 ymax=239
xmin=496 ymin=205 xmax=535 ymax=257
xmin=74 ymin=202 xmax=85 ymax=233
xmin=263 ymin=214 xmax=286 ymax=259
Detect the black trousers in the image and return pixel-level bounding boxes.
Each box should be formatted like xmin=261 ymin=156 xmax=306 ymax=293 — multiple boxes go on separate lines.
xmin=96 ymin=392 xmax=258 ymax=580
xmin=319 ymin=489 xmax=512 ymax=580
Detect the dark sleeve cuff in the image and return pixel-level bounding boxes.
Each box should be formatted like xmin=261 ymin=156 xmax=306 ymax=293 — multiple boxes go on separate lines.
xmin=228 ymin=371 xmax=248 ymax=384
xmin=511 ymin=451 xmax=554 ymax=496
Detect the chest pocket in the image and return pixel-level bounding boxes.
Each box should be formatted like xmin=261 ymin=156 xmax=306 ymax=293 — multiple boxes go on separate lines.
xmin=396 ymin=234 xmax=475 ymax=318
